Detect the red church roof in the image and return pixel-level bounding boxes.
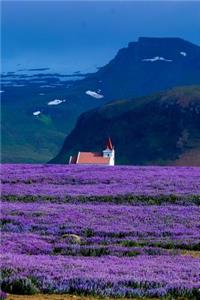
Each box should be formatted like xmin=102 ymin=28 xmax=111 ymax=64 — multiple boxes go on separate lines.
xmin=70 ymin=152 xmax=110 ymax=165
xmin=69 ymin=138 xmax=114 ymax=165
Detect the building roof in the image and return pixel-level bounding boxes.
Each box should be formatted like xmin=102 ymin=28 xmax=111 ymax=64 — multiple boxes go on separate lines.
xmin=106 ymin=137 xmax=113 ymax=150
xmin=72 ymin=152 xmax=110 ymax=164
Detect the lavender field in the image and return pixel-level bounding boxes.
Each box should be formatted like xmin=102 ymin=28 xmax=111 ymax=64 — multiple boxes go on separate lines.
xmin=1 ymin=164 xmax=200 ymax=299
xmin=2 ymin=164 xmax=200 ymax=202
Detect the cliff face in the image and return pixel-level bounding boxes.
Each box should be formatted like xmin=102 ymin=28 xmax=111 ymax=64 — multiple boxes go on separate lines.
xmin=51 ymin=86 xmax=200 ymax=165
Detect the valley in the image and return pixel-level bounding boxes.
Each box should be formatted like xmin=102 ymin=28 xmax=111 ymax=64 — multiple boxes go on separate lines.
xmin=2 ymin=37 xmax=200 ymax=164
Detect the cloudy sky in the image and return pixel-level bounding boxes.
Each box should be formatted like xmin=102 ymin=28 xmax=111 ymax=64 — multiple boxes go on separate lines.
xmin=2 ymin=1 xmax=200 ymax=73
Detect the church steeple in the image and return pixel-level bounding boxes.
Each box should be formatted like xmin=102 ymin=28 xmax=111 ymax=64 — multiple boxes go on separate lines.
xmin=106 ymin=137 xmax=113 ymax=150
xmin=103 ymin=137 xmax=115 ymax=166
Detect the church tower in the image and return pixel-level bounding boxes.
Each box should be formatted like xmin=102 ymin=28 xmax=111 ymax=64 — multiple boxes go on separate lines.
xmin=102 ymin=137 xmax=115 ymax=166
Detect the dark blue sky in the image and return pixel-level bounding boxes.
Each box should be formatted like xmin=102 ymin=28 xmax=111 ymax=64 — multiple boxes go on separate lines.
xmin=2 ymin=1 xmax=200 ymax=73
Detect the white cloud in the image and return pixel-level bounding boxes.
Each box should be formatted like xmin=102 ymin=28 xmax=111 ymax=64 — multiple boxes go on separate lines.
xmin=85 ymin=90 xmax=104 ymax=99
xmin=142 ymin=56 xmax=173 ymax=62
xmin=33 ymin=111 xmax=41 ymax=116
xmin=48 ymin=99 xmax=66 ymax=105
xmin=0 ymin=90 xmax=5 ymax=93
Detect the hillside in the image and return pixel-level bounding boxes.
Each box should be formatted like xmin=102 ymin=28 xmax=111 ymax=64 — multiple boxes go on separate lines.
xmin=2 ymin=37 xmax=200 ymax=162
xmin=51 ymin=86 xmax=200 ymax=165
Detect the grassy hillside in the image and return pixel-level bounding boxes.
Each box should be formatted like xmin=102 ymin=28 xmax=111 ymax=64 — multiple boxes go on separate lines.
xmin=51 ymin=85 xmax=200 ymax=165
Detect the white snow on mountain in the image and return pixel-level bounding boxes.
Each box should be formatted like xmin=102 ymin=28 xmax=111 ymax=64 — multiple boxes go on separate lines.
xmin=30 ymin=81 xmax=46 ymax=84
xmin=33 ymin=111 xmax=41 ymax=116
xmin=142 ymin=56 xmax=173 ymax=62
xmin=48 ymin=99 xmax=66 ymax=105
xmin=180 ymin=51 xmax=187 ymax=57
xmin=40 ymin=85 xmax=56 ymax=88
xmin=85 ymin=90 xmax=104 ymax=99
xmin=52 ymin=83 xmax=64 ymax=86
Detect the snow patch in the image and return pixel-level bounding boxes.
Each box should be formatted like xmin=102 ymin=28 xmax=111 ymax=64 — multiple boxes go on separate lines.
xmin=48 ymin=99 xmax=66 ymax=105
xmin=30 ymin=80 xmax=47 ymax=84
xmin=1 ymin=81 xmax=12 ymax=85
xmin=180 ymin=51 xmax=187 ymax=57
xmin=33 ymin=111 xmax=41 ymax=116
xmin=52 ymin=83 xmax=64 ymax=86
xmin=142 ymin=56 xmax=173 ymax=62
xmin=40 ymin=85 xmax=56 ymax=88
xmin=85 ymin=90 xmax=104 ymax=99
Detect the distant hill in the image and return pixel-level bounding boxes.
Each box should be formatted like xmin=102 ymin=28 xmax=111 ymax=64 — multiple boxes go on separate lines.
xmin=51 ymin=86 xmax=200 ymax=165
xmin=2 ymin=37 xmax=200 ymax=163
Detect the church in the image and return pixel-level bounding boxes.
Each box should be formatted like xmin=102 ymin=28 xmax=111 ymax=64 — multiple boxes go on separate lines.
xmin=69 ymin=138 xmax=115 ymax=166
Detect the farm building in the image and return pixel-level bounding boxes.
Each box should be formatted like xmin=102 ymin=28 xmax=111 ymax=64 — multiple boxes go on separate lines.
xmin=69 ymin=138 xmax=115 ymax=166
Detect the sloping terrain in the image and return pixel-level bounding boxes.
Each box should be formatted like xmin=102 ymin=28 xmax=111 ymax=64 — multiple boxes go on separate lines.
xmin=2 ymin=37 xmax=200 ymax=162
xmin=52 ymin=86 xmax=200 ymax=165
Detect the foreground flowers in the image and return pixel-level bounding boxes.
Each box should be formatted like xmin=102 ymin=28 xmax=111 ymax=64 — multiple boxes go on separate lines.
xmin=1 ymin=164 xmax=200 ymax=298
xmin=2 ymin=254 xmax=200 ymax=297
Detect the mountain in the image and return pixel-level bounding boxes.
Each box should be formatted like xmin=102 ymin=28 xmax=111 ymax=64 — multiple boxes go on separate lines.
xmin=84 ymin=37 xmax=200 ymax=100
xmin=51 ymin=86 xmax=200 ymax=165
xmin=2 ymin=37 xmax=200 ymax=163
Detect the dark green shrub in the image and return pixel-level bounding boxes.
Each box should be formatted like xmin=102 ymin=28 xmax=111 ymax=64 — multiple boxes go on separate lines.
xmin=126 ymin=250 xmax=141 ymax=256
xmin=83 ymin=228 xmax=94 ymax=237
xmin=2 ymin=276 xmax=39 ymax=295
xmin=80 ymin=246 xmax=109 ymax=256
xmin=1 ymin=268 xmax=16 ymax=280
xmin=121 ymin=240 xmax=139 ymax=247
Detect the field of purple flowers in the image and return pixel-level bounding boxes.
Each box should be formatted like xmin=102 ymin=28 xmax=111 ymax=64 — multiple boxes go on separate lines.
xmin=1 ymin=164 xmax=200 ymax=299
xmin=2 ymin=164 xmax=200 ymax=199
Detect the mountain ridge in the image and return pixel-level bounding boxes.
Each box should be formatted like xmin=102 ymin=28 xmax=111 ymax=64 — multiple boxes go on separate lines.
xmin=90 ymin=37 xmax=200 ymax=100
xmin=51 ymin=85 xmax=200 ymax=165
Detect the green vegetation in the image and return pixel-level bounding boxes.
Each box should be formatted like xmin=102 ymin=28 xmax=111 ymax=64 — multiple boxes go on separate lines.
xmin=2 ymin=277 xmax=39 ymax=295
xmin=52 ymin=85 xmax=200 ymax=165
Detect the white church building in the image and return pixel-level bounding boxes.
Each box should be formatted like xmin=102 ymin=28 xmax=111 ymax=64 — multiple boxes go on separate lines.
xmin=69 ymin=138 xmax=115 ymax=166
